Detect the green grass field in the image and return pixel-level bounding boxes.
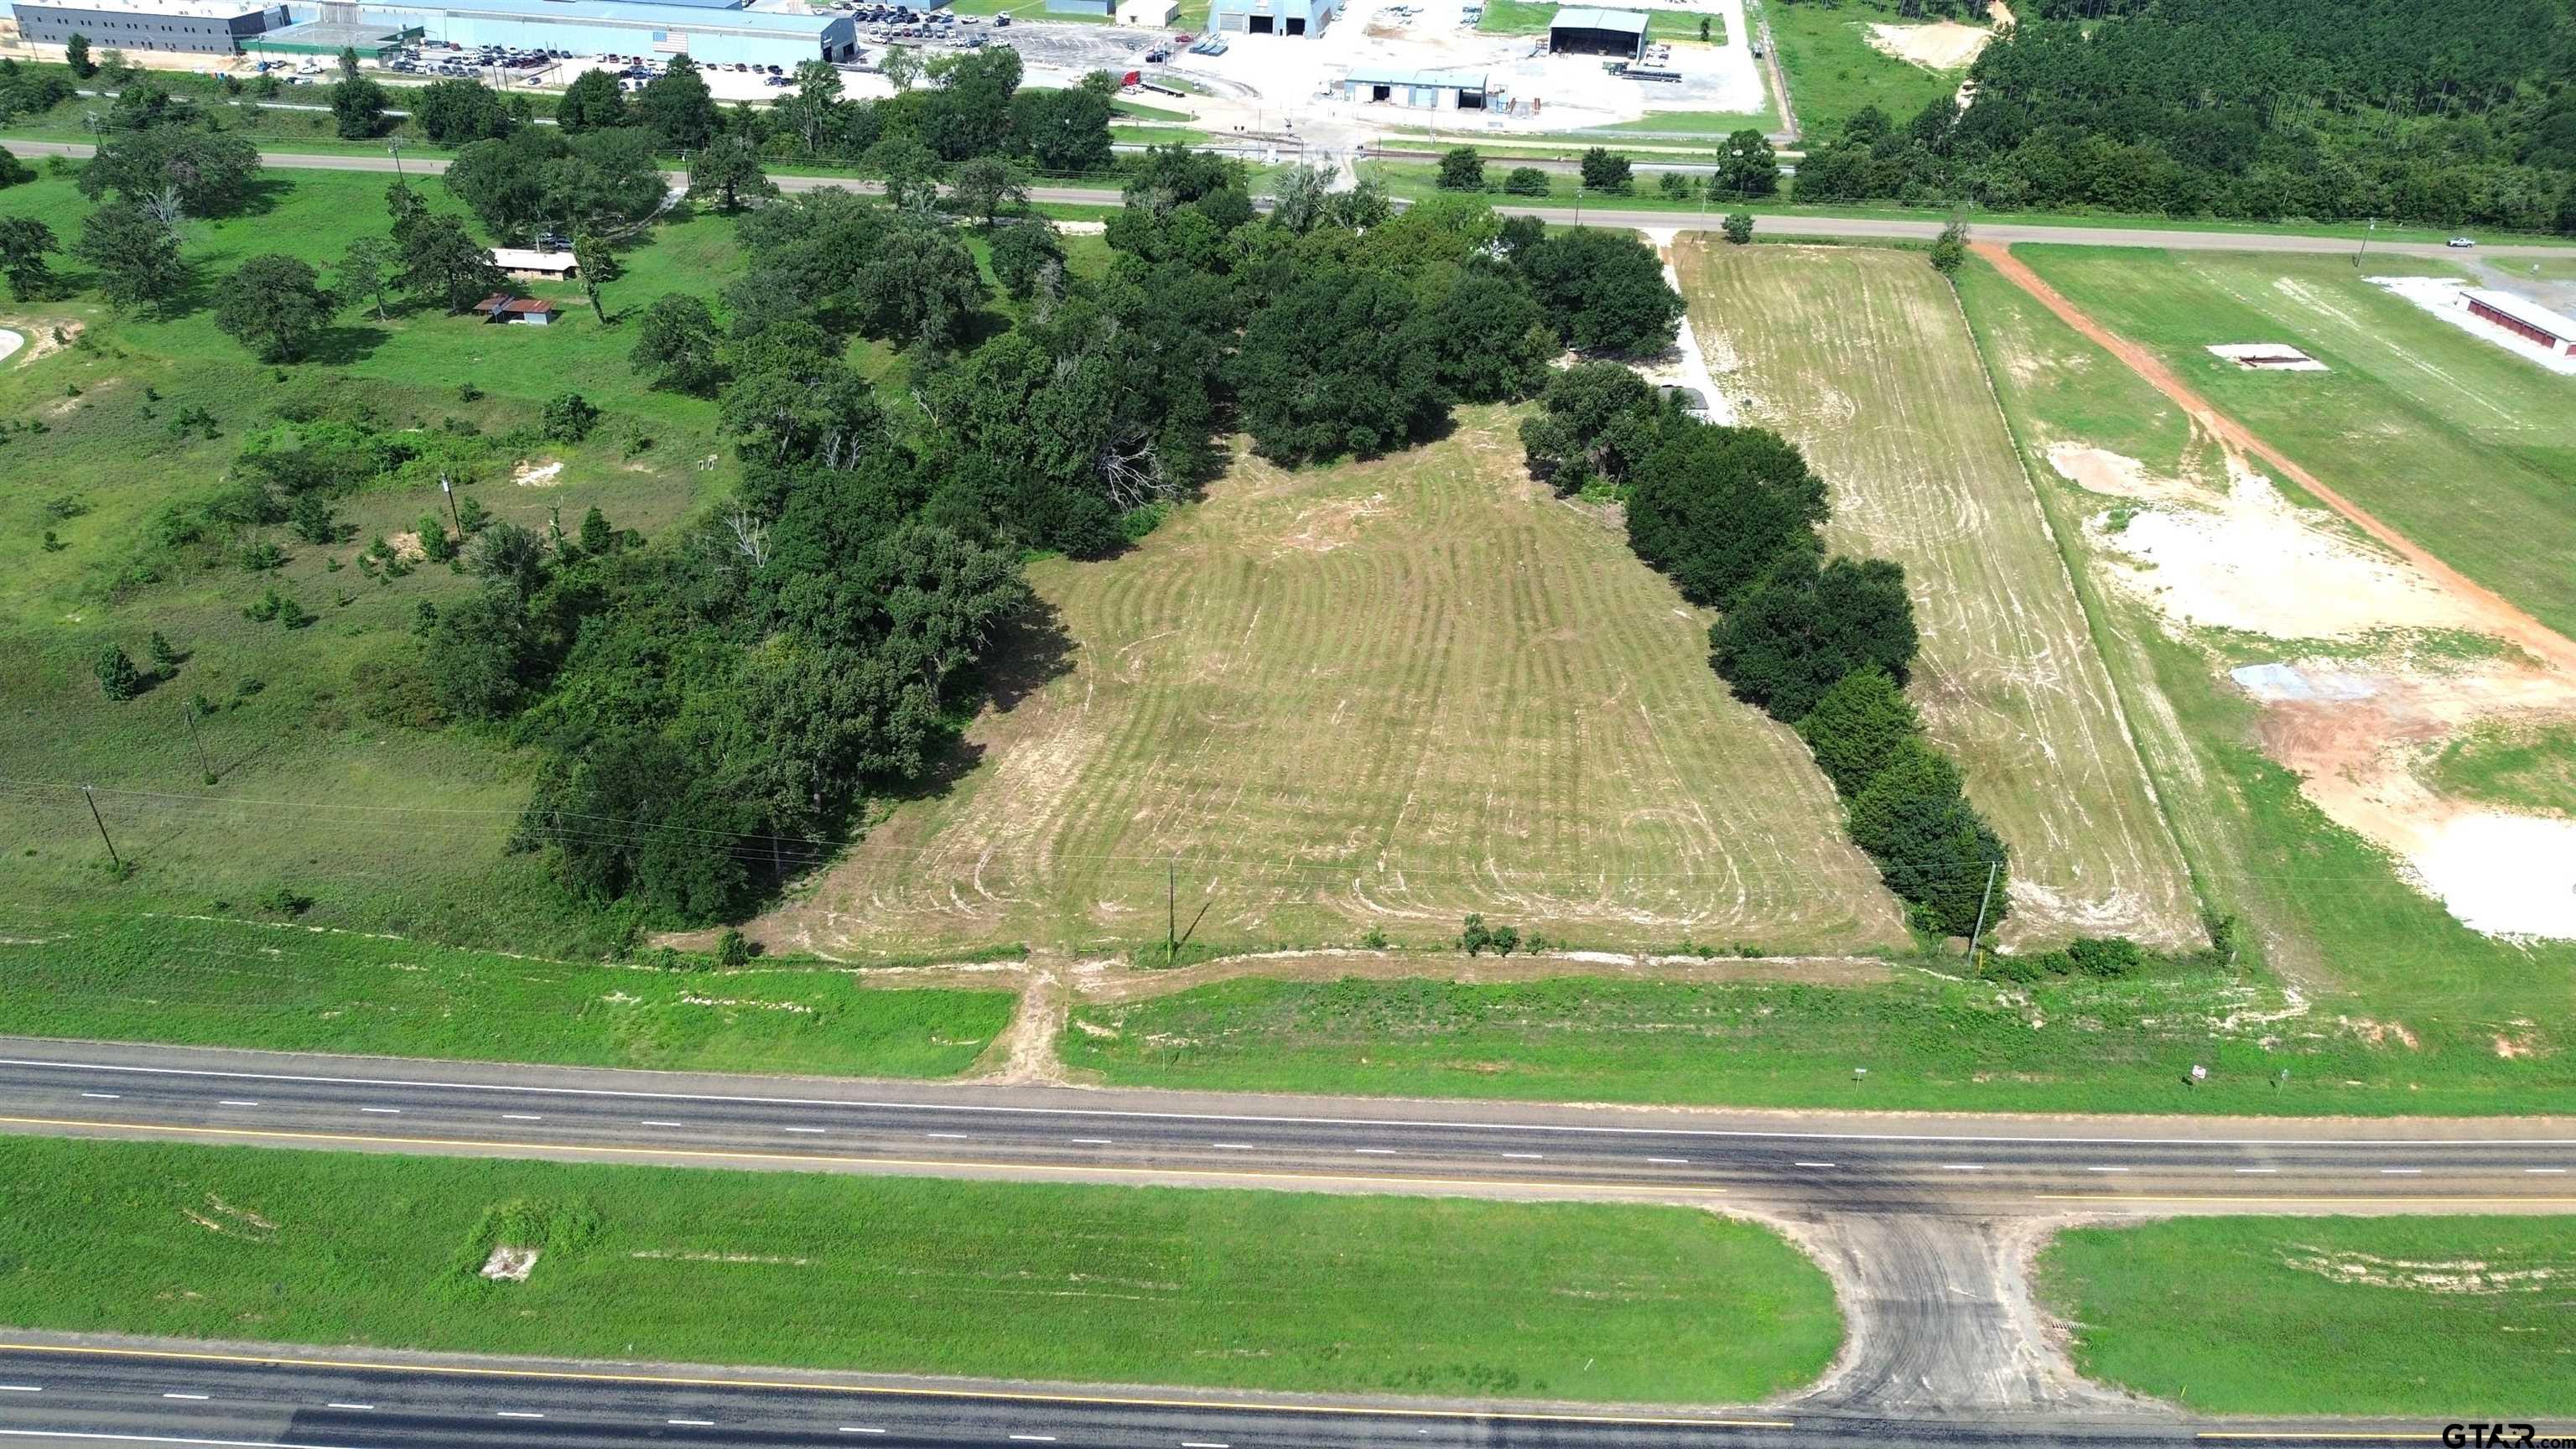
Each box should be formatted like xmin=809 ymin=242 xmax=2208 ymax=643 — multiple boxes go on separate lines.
xmin=1950 ymin=252 xmax=2576 ymax=1099
xmin=2428 ymin=722 xmax=2576 ymax=818
xmin=2038 ymin=1216 xmax=2575 ymax=1416
xmin=759 ymin=411 xmax=1910 ymax=958
xmin=1757 ymin=0 xmax=1976 ymax=142
xmin=0 ymin=1135 xmax=1842 ymax=1403
xmin=1673 ymin=240 xmax=2198 ymax=948
xmin=2009 ymin=246 xmax=2576 ymax=641
xmin=0 ymin=169 xmax=750 ymax=954
xmin=0 ymin=913 xmax=1015 ymax=1075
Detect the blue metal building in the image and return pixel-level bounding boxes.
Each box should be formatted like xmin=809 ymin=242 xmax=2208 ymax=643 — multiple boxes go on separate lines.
xmin=352 ymin=0 xmax=854 ymax=65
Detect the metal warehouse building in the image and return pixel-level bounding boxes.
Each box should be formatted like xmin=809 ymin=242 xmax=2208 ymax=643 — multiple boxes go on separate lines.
xmin=359 ymin=0 xmax=854 ymax=65
xmin=1208 ymin=0 xmax=1338 ymax=36
xmin=2462 ymin=288 xmax=2576 ymax=358
xmin=1342 ymin=65 xmax=1489 ymax=110
xmin=7 ymin=0 xmax=290 ymax=55
xmin=1547 ymin=4 xmax=1647 ymax=60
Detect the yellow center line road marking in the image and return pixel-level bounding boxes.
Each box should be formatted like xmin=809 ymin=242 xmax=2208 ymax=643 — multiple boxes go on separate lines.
xmin=2036 ymin=1193 xmax=2576 ymax=1207
xmin=0 ymin=1344 xmax=1795 ymax=1430
xmin=0 ymin=1116 xmax=1725 ymax=1199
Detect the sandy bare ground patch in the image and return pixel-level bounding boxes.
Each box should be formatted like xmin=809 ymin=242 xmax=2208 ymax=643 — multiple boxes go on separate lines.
xmin=1864 ymin=19 xmax=1992 ymax=71
xmin=1070 ymin=948 xmax=1898 ymax=1005
xmin=0 ymin=317 xmax=80 ymax=365
xmin=756 ymin=412 xmax=1906 ymax=959
xmin=512 ymin=458 xmax=566 ymax=487
xmin=1676 ymin=241 xmax=2201 ymax=948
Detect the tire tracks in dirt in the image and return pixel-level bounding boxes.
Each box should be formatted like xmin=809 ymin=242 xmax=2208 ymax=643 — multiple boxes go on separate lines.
xmin=1973 ymin=241 xmax=2576 ymax=678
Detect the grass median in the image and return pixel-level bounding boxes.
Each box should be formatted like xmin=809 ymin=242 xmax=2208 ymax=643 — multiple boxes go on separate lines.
xmin=0 ymin=913 xmax=1015 ymax=1078
xmin=2037 ymin=1216 xmax=2574 ymax=1417
xmin=0 ymin=1136 xmax=1841 ymax=1405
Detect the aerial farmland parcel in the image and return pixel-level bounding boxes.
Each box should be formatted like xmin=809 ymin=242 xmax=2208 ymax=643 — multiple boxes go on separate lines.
xmin=761 ymin=413 xmax=1909 ymax=959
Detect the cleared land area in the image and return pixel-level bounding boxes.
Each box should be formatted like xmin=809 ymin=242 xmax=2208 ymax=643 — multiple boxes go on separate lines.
xmin=1672 ymin=240 xmax=2198 ymax=947
xmin=1950 ymin=253 xmax=2575 ymax=1102
xmin=0 ymin=914 xmax=1015 ymax=1076
xmin=1757 ymin=0 xmax=1975 ymax=141
xmin=0 ymin=1135 xmax=1842 ymax=1404
xmin=2038 ymin=1216 xmax=2575 ymax=1417
xmin=764 ymin=411 xmax=1909 ymax=959
xmin=2010 ymin=246 xmax=2576 ymax=642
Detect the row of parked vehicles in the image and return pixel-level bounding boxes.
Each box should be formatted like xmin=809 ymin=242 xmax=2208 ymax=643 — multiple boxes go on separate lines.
xmin=386 ymin=42 xmax=554 ymax=75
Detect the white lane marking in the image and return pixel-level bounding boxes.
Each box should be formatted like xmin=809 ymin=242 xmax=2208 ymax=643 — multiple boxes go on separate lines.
xmin=641 ymin=1120 xmax=685 ymax=1128
xmin=667 ymin=1420 xmax=714 ymax=1427
xmin=1068 ymin=1138 xmax=1113 ymax=1145
xmin=1794 ymin=1161 xmax=1836 ymax=1168
xmin=1940 ymin=1164 xmax=1985 ymax=1171
xmin=1501 ymin=1152 xmax=1544 ymax=1160
xmin=17 ymin=1056 xmax=2571 ymax=1148
xmin=1353 ymin=1148 xmax=1397 ymax=1155
xmin=495 ymin=1411 xmax=545 ymax=1418
xmin=162 ymin=1394 xmax=210 ymax=1400
xmin=322 ymin=1405 xmax=371 ymax=1412
xmin=1009 ymin=1436 xmax=1057 ymax=1442
xmin=782 ymin=1126 xmax=828 ymax=1135
xmin=501 ymin=1114 xmax=543 ymax=1120
xmin=2086 ymin=1166 xmax=2130 ymax=1173
xmin=2235 ymin=1167 xmax=2277 ymax=1174
xmin=2381 ymin=1168 xmax=2421 ymax=1175
xmin=1210 ymin=1143 xmax=1255 ymax=1150
xmin=0 ymin=1385 xmax=42 ymax=1392
xmin=1647 ymin=1157 xmax=1689 ymax=1165
xmin=925 ymin=1133 xmax=970 ymax=1140
xmin=217 ymin=1101 xmax=259 ymax=1108
xmin=357 ymin=1108 xmax=400 ymax=1115
xmin=839 ymin=1429 xmax=886 ymax=1435
xmin=80 ymin=1093 xmax=122 ymax=1100
xmin=1182 ymin=1441 xmax=1232 ymax=1447
xmin=2529 ymin=1168 xmax=2568 ymax=1174
xmin=0 ymin=1432 xmax=381 ymax=1449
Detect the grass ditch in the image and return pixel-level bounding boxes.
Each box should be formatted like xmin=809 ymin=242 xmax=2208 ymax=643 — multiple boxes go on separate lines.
xmin=0 ymin=913 xmax=1015 ymax=1077
xmin=0 ymin=1135 xmax=1843 ymax=1405
xmin=2037 ymin=1216 xmax=2574 ymax=1417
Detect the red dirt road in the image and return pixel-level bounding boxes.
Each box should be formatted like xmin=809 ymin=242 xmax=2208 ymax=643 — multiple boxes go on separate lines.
xmin=1974 ymin=241 xmax=2576 ymax=678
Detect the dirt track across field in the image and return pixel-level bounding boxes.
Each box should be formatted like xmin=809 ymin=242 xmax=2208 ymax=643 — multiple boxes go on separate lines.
xmin=1974 ymin=242 xmax=2576 ymax=679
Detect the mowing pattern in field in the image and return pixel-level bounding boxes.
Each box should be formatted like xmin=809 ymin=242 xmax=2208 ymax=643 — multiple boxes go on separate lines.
xmin=0 ymin=1136 xmax=1844 ymax=1405
xmin=769 ymin=411 xmax=1907 ymax=957
xmin=2037 ymin=1215 xmax=2575 ymax=1416
xmin=2011 ymin=247 xmax=2576 ymax=641
xmin=1675 ymin=241 xmax=2198 ymax=946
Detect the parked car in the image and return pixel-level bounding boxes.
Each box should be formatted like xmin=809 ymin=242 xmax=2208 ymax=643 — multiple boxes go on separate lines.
xmin=2448 ymin=236 xmax=2477 ymax=247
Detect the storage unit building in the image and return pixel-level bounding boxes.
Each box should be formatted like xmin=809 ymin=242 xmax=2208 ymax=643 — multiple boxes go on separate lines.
xmin=1208 ymin=0 xmax=1337 ymax=36
xmin=1342 ymin=65 xmax=1488 ymax=109
xmin=1547 ymin=4 xmax=1646 ymax=60
xmin=8 ymin=0 xmax=289 ymax=55
xmin=2462 ymin=288 xmax=2576 ymax=357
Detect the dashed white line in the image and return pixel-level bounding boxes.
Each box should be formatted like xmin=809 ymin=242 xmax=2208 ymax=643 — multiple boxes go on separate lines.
xmin=1008 ymin=1436 xmax=1057 ymax=1442
xmin=501 ymin=1114 xmax=543 ymax=1120
xmin=217 ymin=1100 xmax=259 ymax=1107
xmin=1210 ymin=1143 xmax=1255 ymax=1150
xmin=1182 ymin=1441 xmax=1232 ymax=1447
xmin=839 ymin=1429 xmax=886 ymax=1435
xmin=324 ymin=1405 xmax=372 ymax=1411
xmin=0 ymin=1386 xmax=42 ymax=1393
xmin=782 ymin=1126 xmax=828 ymax=1135
xmin=2235 ymin=1167 xmax=2277 ymax=1174
xmin=640 ymin=1120 xmax=685 ymax=1128
xmin=1500 ymin=1152 xmax=1544 ymax=1160
xmin=1794 ymin=1161 xmax=1836 ymax=1169
xmin=2086 ymin=1166 xmax=2130 ymax=1174
xmin=162 ymin=1394 xmax=209 ymax=1401
xmin=1647 ymin=1157 xmax=1689 ymax=1165
xmin=1940 ymin=1164 xmax=1985 ymax=1171
xmin=925 ymin=1133 xmax=970 ymax=1140
xmin=667 ymin=1420 xmax=714 ymax=1427
xmin=1067 ymin=1138 xmax=1113 ymax=1145
xmin=80 ymin=1093 xmax=121 ymax=1100
xmin=2528 ymin=1168 xmax=2568 ymax=1175
xmin=495 ymin=1410 xmax=545 ymax=1419
xmin=1352 ymin=1148 xmax=1397 ymax=1155
xmin=2381 ymin=1168 xmax=2421 ymax=1176
xmin=358 ymin=1108 xmax=400 ymax=1115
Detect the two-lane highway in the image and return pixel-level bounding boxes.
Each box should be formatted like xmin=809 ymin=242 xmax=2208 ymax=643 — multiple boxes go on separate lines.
xmin=1 ymin=1038 xmax=2569 ymax=1213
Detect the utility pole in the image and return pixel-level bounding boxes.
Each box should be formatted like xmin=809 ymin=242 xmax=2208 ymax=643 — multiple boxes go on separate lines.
xmin=182 ymin=705 xmax=216 ymax=783
xmin=1166 ymin=859 xmax=1176 ymax=961
xmin=80 ymin=786 xmax=122 ymax=872
xmin=1963 ymin=860 xmax=2000 ymax=967
xmin=441 ymin=474 xmax=462 ymax=539
xmin=2354 ymin=216 xmax=2374 ymax=268
xmin=387 ymin=135 xmax=406 ymax=178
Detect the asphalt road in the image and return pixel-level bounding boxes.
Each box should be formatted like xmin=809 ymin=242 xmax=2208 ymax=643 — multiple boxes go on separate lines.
xmin=0 ymin=1339 xmax=2474 ymax=1447
xmin=2 ymin=1038 xmax=2570 ymax=1213
xmin=7 ymin=139 xmax=2571 ymax=257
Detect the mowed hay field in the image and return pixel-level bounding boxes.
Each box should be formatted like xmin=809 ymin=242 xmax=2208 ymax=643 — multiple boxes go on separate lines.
xmin=1674 ymin=241 xmax=2199 ymax=947
xmin=766 ymin=410 xmax=1909 ymax=958
xmin=2011 ymin=247 xmax=2576 ymax=641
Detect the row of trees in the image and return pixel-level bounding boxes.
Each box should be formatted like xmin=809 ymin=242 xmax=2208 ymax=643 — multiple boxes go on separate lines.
xmin=1434 ymin=135 xmax=1780 ymax=202
xmin=1519 ymin=344 xmax=2011 ymax=937
xmin=1794 ymin=0 xmax=2576 ymax=231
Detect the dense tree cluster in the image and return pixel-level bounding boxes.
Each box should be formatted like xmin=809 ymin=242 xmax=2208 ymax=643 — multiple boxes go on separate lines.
xmin=1792 ymin=0 xmax=2576 ymax=231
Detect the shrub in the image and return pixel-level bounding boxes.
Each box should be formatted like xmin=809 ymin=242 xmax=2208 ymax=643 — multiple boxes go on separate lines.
xmin=1436 ymin=145 xmax=1485 ymax=191
xmin=1795 ymin=664 xmax=1922 ymax=796
xmin=1577 ymin=147 xmax=1633 ymax=194
xmin=541 ymin=392 xmax=600 ymax=443
xmin=1722 ymin=211 xmax=1755 ymax=245
xmin=1504 ymin=167 xmax=1551 ymax=197
xmin=94 ymin=646 xmax=141 ymax=700
xmin=717 ymin=927 xmax=750 ymax=967
xmin=1846 ymin=739 xmax=2008 ymax=937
